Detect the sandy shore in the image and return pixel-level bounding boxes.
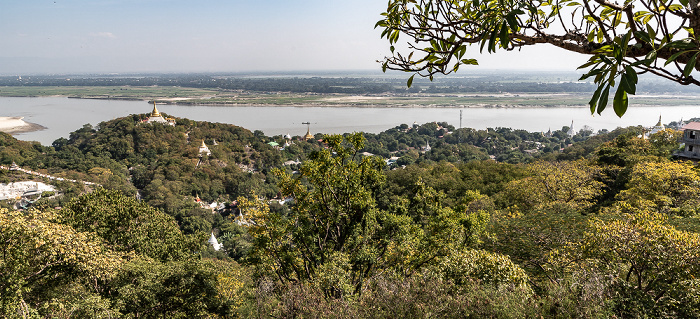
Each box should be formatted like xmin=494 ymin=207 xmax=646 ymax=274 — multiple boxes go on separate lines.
xmin=0 ymin=117 xmax=46 ymax=134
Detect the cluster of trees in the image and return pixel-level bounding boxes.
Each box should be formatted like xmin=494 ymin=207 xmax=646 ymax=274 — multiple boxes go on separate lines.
xmin=233 ymin=129 xmax=699 ymax=317
xmin=1 ymin=188 xmax=245 ymax=317
xmin=0 ymin=109 xmax=696 ymax=317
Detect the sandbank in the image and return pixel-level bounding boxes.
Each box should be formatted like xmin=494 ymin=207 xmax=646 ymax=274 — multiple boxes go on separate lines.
xmin=0 ymin=117 xmax=46 ymax=134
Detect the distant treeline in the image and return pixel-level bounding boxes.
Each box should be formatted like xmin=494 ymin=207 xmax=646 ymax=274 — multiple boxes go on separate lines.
xmin=3 ymin=73 xmax=699 ymax=94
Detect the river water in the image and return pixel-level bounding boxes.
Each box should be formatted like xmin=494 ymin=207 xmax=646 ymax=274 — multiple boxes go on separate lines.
xmin=2 ymin=96 xmax=698 ymax=145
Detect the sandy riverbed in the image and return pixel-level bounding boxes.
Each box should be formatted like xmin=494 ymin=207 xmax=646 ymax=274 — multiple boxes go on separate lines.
xmin=0 ymin=117 xmax=46 ymax=134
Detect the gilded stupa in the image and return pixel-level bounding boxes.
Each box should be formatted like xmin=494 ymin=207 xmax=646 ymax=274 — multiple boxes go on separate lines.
xmin=198 ymin=139 xmax=211 ymax=156
xmin=142 ymin=101 xmax=176 ymax=126
xmin=303 ymin=127 xmax=314 ymax=140
xmin=647 ymin=115 xmax=665 ymax=137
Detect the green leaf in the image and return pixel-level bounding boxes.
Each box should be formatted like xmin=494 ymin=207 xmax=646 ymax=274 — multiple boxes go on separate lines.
xmin=598 ymin=85 xmax=610 ymax=114
xmin=461 ymin=59 xmax=479 ymax=65
xmin=683 ymin=52 xmax=698 ymax=77
xmin=506 ymin=14 xmax=518 ymax=31
xmin=578 ymin=60 xmax=598 ymax=70
xmin=634 ymin=31 xmax=651 ymax=43
xmin=665 ymin=51 xmax=686 ymax=66
xmin=621 ymin=32 xmax=632 ymax=56
xmin=644 ymin=51 xmax=657 ymax=66
xmin=499 ymin=21 xmax=509 ymax=48
xmin=613 ymin=86 xmax=628 ymax=117
xmin=589 ymin=85 xmax=603 ymax=113
xmin=620 ymin=72 xmax=636 ymax=95
xmin=625 ymin=66 xmax=638 ymax=84
xmin=646 ymin=24 xmax=656 ymax=41
xmin=407 ymin=74 xmax=415 ymax=88
xmin=488 ymin=26 xmax=499 ymax=53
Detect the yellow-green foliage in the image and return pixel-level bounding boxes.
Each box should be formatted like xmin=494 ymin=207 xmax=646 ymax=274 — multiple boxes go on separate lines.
xmin=581 ymin=211 xmax=700 ymax=314
xmin=503 ymin=160 xmax=603 ymax=212
xmin=431 ymin=248 xmax=531 ymax=291
xmin=0 ymin=208 xmax=129 ymax=316
xmin=616 ymin=161 xmax=700 ymax=216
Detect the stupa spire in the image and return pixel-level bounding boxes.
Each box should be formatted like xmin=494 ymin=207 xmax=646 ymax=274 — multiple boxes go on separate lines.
xmin=151 ymin=101 xmax=161 ymax=117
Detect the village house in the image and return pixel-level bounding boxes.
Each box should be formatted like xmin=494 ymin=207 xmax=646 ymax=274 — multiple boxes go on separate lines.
xmin=677 ymin=122 xmax=700 ymax=160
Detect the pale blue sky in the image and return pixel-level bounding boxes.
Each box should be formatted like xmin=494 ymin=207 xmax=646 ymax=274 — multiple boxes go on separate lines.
xmin=0 ymin=0 xmax=587 ymax=75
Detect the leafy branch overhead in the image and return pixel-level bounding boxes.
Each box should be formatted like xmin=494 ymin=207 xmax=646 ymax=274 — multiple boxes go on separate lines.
xmin=377 ymin=0 xmax=700 ymax=116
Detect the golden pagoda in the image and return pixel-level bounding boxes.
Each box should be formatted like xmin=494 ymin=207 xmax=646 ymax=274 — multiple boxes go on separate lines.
xmin=198 ymin=139 xmax=211 ymax=156
xmin=142 ymin=101 xmax=176 ymax=126
xmin=151 ymin=101 xmax=161 ymax=117
xmin=303 ymin=127 xmax=314 ymax=140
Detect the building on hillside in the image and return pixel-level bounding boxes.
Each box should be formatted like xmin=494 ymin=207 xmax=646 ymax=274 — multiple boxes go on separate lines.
xmin=677 ymin=122 xmax=700 ymax=160
xmin=198 ymin=140 xmax=211 ymax=156
xmin=142 ymin=101 xmax=176 ymax=126
xmin=0 ymin=181 xmax=57 ymax=201
xmin=303 ymin=127 xmax=314 ymax=140
xmin=208 ymin=232 xmax=222 ymax=251
xmin=646 ymin=115 xmax=666 ymax=137
xmin=422 ymin=140 xmax=431 ymax=152
xmin=567 ymin=120 xmax=576 ymax=138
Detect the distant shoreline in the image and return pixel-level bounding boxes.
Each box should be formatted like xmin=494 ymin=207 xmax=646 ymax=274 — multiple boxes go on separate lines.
xmin=1 ymin=88 xmax=699 ymax=108
xmin=0 ymin=117 xmax=46 ymax=135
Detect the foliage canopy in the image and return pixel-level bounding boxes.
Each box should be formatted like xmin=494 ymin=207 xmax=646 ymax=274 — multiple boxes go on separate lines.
xmin=378 ymin=0 xmax=700 ymax=116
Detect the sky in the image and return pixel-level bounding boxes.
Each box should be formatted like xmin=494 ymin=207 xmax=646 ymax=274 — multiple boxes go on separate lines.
xmin=0 ymin=0 xmax=589 ymax=75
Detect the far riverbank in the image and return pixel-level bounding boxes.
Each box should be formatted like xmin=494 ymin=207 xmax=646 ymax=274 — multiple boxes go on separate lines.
xmin=3 ymin=85 xmax=700 ymax=108
xmin=3 ymin=96 xmax=699 ymax=146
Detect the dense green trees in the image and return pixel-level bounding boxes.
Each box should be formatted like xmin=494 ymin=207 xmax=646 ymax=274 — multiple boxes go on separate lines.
xmin=0 ymin=190 xmax=244 ymax=318
xmin=2 ymin=110 xmax=698 ymax=317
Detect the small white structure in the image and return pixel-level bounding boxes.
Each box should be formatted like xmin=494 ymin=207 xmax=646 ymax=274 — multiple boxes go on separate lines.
xmin=208 ymin=232 xmax=222 ymax=251
xmin=423 ymin=140 xmax=431 ymax=152
xmin=198 ymin=140 xmax=211 ymax=156
xmin=568 ymin=120 xmax=576 ymax=137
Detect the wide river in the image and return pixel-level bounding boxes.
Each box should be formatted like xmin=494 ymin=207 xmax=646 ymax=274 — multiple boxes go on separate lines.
xmin=2 ymin=96 xmax=699 ymax=146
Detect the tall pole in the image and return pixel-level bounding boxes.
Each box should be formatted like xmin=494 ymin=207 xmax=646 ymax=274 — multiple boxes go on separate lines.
xmin=459 ymin=110 xmax=463 ymax=144
xmin=460 ymin=109 xmax=463 ymax=129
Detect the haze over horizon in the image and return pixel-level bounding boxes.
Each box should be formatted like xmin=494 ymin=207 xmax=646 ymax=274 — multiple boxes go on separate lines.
xmin=1 ymin=0 xmax=589 ymax=76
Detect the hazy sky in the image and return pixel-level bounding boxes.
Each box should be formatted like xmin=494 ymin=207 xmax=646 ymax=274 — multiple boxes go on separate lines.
xmin=0 ymin=0 xmax=588 ymax=75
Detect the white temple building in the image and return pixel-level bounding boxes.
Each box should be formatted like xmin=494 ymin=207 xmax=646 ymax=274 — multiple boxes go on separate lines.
xmin=198 ymin=140 xmax=211 ymax=156
xmin=647 ymin=115 xmax=665 ymax=136
xmin=208 ymin=232 xmax=222 ymax=251
xmin=142 ymin=102 xmax=176 ymax=126
xmin=567 ymin=120 xmax=576 ymax=137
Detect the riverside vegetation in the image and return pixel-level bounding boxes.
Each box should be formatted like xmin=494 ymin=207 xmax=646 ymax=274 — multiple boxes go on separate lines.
xmin=1 ymin=112 xmax=699 ymax=318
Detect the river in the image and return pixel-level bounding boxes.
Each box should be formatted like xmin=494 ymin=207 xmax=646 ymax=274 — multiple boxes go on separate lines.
xmin=1 ymin=96 xmax=698 ymax=145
